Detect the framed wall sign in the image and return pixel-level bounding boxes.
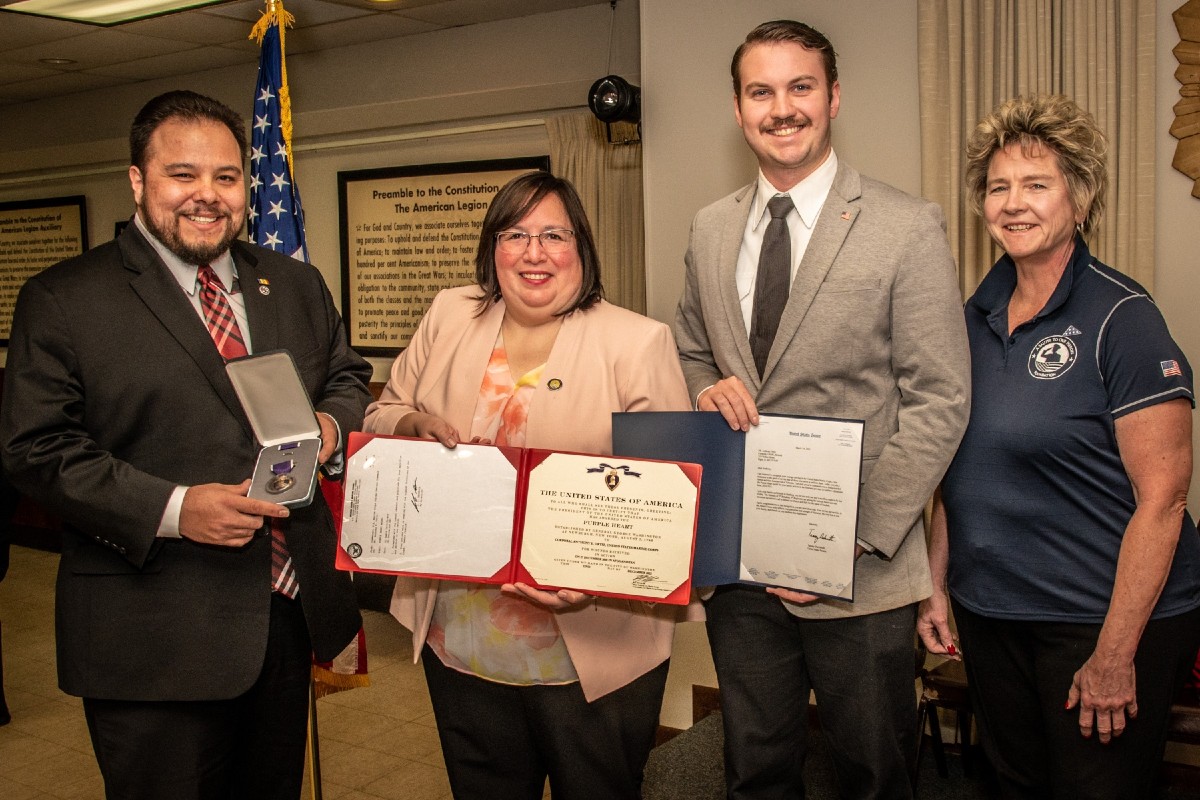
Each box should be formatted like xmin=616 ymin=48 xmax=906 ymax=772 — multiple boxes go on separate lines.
xmin=338 ymin=156 xmax=550 ymax=356
xmin=0 ymin=195 xmax=88 ymax=345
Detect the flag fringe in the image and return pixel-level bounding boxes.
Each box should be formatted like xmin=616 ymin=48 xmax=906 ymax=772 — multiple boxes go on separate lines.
xmin=249 ymin=0 xmax=296 ymax=172
xmin=312 ymin=665 xmax=371 ymax=699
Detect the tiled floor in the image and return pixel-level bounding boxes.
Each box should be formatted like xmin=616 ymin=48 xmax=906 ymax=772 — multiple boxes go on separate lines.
xmin=0 ymin=544 xmax=463 ymax=800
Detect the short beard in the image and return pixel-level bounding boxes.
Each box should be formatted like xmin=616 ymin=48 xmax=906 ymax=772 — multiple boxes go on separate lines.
xmin=140 ymin=205 xmax=245 ymax=265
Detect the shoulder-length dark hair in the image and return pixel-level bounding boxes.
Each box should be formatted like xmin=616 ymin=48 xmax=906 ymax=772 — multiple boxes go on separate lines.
xmin=474 ymin=171 xmax=604 ymax=315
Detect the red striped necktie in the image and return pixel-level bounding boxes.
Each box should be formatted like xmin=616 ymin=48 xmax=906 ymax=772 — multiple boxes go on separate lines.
xmin=196 ymin=264 xmax=247 ymax=360
xmin=195 ymin=264 xmax=298 ymax=599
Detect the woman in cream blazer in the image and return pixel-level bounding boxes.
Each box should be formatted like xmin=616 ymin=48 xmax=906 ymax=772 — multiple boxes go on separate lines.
xmin=364 ymin=172 xmax=695 ymax=800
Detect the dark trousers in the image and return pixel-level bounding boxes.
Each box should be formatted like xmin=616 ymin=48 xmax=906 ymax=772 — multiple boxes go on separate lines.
xmin=953 ymin=600 xmax=1200 ymax=800
xmin=421 ymin=645 xmax=670 ymax=800
xmin=706 ymin=586 xmax=918 ymax=800
xmin=83 ymin=593 xmax=313 ymax=800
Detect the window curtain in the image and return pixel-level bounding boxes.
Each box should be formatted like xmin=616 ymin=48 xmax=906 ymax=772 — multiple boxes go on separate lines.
xmin=918 ymin=0 xmax=1157 ymax=294
xmin=545 ymin=112 xmax=646 ymax=313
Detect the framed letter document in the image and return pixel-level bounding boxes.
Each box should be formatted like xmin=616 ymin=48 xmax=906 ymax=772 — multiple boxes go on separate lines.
xmin=336 ymin=432 xmax=701 ymax=604
xmin=613 ymin=412 xmax=863 ymax=601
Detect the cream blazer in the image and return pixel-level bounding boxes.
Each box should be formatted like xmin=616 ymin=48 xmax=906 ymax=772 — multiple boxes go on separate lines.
xmin=364 ymin=286 xmax=697 ymax=700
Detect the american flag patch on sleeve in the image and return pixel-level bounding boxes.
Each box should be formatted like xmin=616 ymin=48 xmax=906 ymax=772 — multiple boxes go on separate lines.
xmin=1161 ymin=360 xmax=1183 ymax=377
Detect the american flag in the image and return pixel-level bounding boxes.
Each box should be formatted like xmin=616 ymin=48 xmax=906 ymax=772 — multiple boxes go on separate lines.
xmin=248 ymin=1 xmax=307 ymax=261
xmin=248 ymin=2 xmax=368 ymax=696
xmin=1162 ymin=360 xmax=1183 ymax=378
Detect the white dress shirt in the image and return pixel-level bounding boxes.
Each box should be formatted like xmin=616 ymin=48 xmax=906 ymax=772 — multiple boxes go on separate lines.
xmin=735 ymin=150 xmax=839 ymax=335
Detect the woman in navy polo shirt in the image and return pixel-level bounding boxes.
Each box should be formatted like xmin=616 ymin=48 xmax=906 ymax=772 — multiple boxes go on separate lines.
xmin=918 ymin=95 xmax=1200 ymax=799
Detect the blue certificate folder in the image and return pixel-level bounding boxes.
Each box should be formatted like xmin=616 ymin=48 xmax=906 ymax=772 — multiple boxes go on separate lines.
xmin=613 ymin=412 xmax=743 ymax=587
xmin=612 ymin=411 xmax=861 ymax=597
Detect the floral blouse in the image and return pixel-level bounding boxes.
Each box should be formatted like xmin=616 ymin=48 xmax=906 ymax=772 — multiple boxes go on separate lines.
xmin=425 ymin=335 xmax=578 ymax=685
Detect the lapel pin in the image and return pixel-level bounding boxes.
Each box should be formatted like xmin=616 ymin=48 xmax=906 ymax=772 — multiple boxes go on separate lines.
xmin=840 ymin=211 xmax=851 ymax=221
xmin=547 ymin=378 xmax=563 ymax=391
xmin=258 ymin=277 xmax=271 ymax=296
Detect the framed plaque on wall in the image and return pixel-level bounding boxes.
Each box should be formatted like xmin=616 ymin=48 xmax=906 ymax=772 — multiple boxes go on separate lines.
xmin=338 ymin=156 xmax=550 ymax=356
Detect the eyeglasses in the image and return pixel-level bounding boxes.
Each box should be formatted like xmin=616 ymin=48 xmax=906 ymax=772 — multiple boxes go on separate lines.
xmin=495 ymin=229 xmax=576 ymax=254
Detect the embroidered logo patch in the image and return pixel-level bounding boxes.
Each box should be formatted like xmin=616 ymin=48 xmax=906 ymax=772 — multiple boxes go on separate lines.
xmin=1028 ymin=335 xmax=1077 ymax=380
xmin=1162 ymin=360 xmax=1183 ymax=378
xmin=1063 ymin=325 xmax=1082 ymax=336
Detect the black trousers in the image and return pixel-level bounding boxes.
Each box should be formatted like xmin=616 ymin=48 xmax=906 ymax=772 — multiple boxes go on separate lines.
xmin=953 ymin=601 xmax=1200 ymax=800
xmin=421 ymin=645 xmax=670 ymax=800
xmin=83 ymin=593 xmax=312 ymax=800
xmin=706 ymin=586 xmax=918 ymax=800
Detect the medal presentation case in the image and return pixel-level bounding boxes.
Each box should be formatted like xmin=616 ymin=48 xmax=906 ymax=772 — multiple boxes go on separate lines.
xmin=227 ymin=350 xmax=322 ymax=508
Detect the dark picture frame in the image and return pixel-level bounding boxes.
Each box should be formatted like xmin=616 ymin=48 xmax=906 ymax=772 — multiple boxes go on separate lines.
xmin=338 ymin=156 xmax=549 ymax=357
xmin=0 ymin=195 xmax=88 ymax=346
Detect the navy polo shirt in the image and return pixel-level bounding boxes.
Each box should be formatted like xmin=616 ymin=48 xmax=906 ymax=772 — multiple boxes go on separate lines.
xmin=945 ymin=238 xmax=1200 ymax=623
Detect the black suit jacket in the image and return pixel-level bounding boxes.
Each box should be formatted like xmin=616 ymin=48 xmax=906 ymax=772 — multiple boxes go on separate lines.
xmin=0 ymin=223 xmax=372 ymax=701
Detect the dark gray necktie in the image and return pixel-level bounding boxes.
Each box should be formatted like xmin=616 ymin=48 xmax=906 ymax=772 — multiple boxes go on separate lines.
xmin=749 ymin=195 xmax=794 ymax=377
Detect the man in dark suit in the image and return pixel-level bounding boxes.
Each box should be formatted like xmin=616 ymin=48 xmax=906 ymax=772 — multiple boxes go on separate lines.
xmin=0 ymin=90 xmax=372 ymax=799
xmin=674 ymin=21 xmax=971 ymax=800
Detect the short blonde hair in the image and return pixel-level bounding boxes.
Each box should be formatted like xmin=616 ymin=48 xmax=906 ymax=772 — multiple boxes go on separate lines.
xmin=965 ymin=95 xmax=1108 ymax=237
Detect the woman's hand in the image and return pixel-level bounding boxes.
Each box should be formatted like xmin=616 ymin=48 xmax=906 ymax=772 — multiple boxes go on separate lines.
xmin=1066 ymin=652 xmax=1137 ymax=743
xmin=916 ymin=590 xmax=960 ymax=659
xmin=397 ymin=412 xmax=462 ymax=448
xmin=501 ymin=582 xmax=590 ymax=611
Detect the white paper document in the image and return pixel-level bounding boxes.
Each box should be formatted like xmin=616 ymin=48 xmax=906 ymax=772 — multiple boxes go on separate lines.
xmin=340 ymin=439 xmax=517 ymax=579
xmin=739 ymin=416 xmax=862 ymax=599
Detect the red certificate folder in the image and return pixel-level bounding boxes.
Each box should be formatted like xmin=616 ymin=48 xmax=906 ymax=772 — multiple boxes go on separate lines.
xmin=335 ymin=431 xmax=702 ymax=605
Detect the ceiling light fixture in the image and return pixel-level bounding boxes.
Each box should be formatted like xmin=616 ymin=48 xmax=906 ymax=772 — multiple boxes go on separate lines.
xmin=0 ymin=0 xmax=227 ymax=26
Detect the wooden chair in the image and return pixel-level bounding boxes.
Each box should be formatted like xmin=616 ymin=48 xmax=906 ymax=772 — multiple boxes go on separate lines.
xmin=1168 ymin=683 xmax=1200 ymax=746
xmin=916 ymin=656 xmax=973 ymax=781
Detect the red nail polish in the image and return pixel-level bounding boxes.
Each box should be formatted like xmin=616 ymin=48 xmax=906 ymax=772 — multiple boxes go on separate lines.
xmin=946 ymin=643 xmax=957 ymax=656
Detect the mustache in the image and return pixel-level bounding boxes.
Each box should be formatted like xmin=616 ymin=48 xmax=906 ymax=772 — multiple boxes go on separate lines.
xmin=763 ymin=116 xmax=808 ymax=129
xmin=179 ymin=206 xmax=229 ymax=218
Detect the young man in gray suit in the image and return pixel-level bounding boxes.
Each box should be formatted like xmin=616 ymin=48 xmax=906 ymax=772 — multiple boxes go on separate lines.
xmin=1 ymin=90 xmax=372 ymax=799
xmin=674 ymin=21 xmax=971 ymax=800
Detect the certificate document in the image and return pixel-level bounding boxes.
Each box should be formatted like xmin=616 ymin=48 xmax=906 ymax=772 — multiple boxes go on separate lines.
xmin=336 ymin=432 xmax=701 ymax=604
xmin=339 ymin=435 xmax=517 ymax=580
xmin=613 ymin=412 xmax=863 ymax=601
xmin=520 ymin=453 xmax=698 ymax=601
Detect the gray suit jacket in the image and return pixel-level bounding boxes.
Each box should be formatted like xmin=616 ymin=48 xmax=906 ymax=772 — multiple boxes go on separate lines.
xmin=675 ymin=162 xmax=971 ymax=618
